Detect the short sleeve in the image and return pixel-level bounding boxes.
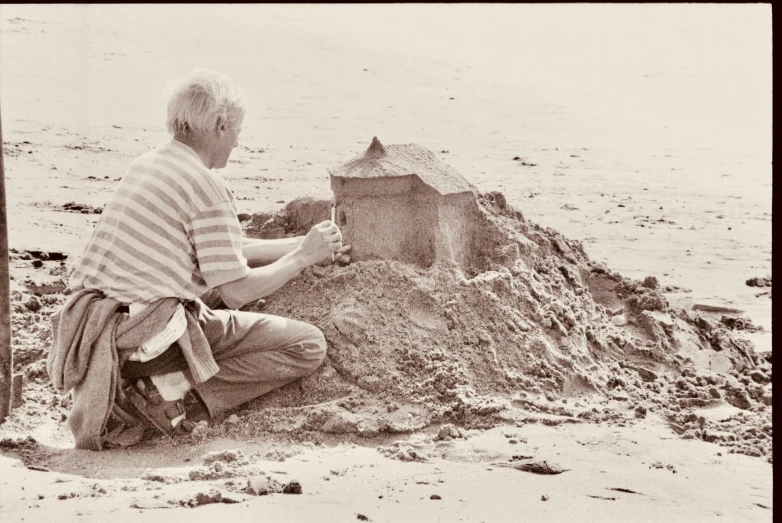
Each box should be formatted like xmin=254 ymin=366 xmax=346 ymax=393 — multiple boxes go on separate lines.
xmin=190 ymin=201 xmax=250 ymax=288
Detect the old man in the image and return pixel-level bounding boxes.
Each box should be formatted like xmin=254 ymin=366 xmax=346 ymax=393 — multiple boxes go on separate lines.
xmin=48 ymin=69 xmax=348 ymax=449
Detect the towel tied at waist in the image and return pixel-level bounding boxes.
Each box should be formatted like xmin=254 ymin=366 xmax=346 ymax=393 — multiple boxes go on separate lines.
xmin=47 ymin=289 xmax=219 ymax=450
xmin=126 ymin=302 xmax=188 ymax=362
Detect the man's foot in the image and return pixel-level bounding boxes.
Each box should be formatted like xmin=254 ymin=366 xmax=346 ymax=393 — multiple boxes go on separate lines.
xmin=124 ymin=377 xmax=193 ymax=436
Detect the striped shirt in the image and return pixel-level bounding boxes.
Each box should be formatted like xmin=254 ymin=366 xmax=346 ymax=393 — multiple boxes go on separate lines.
xmin=70 ymin=140 xmax=250 ymax=303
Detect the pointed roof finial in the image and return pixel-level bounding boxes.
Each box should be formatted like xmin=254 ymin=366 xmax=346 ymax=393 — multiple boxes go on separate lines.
xmin=366 ymin=136 xmax=386 ymax=159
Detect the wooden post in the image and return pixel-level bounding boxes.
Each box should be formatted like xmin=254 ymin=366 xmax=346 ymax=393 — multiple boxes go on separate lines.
xmin=0 ymin=102 xmax=12 ymax=422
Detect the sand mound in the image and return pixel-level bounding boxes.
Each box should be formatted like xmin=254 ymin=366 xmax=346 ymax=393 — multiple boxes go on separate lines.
xmin=233 ymin=194 xmax=771 ymax=461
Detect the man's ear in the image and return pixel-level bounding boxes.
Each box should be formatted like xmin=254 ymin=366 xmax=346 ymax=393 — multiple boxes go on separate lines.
xmin=215 ymin=115 xmax=227 ymax=135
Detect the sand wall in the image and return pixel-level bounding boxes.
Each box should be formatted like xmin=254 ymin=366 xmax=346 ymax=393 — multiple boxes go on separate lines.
xmin=336 ymin=194 xmax=436 ymax=267
xmin=332 ymin=176 xmax=483 ymax=271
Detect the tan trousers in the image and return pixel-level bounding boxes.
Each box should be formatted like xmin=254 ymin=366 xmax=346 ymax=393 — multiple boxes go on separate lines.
xmin=122 ymin=291 xmax=326 ymax=418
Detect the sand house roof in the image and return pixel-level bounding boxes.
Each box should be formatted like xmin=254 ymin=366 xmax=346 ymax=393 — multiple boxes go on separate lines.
xmin=329 ymin=137 xmax=475 ymax=196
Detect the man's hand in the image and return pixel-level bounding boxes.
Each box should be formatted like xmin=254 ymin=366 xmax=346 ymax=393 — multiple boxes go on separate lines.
xmin=333 ymin=244 xmax=352 ymax=266
xmin=295 ymin=220 xmax=343 ymax=267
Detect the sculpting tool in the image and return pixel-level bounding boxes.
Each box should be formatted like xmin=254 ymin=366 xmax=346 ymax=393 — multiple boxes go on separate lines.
xmin=331 ymin=204 xmax=336 ymax=262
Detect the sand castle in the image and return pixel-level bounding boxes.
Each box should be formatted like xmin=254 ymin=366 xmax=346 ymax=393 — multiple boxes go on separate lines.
xmin=237 ymin=140 xmax=770 ymax=462
xmin=329 ymin=137 xmax=479 ymax=270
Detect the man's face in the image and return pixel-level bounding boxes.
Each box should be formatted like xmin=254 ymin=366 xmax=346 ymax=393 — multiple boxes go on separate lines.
xmin=211 ymin=119 xmax=241 ymax=169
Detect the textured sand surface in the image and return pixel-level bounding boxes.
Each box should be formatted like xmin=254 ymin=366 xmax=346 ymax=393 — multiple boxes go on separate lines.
xmin=0 ymin=5 xmax=772 ymax=522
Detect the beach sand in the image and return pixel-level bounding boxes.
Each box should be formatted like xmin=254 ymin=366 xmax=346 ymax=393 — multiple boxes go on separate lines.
xmin=0 ymin=5 xmax=772 ymax=522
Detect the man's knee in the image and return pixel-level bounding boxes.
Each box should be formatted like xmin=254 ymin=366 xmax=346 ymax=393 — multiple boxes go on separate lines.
xmin=293 ymin=324 xmax=327 ymax=375
xmin=306 ymin=326 xmax=327 ymax=370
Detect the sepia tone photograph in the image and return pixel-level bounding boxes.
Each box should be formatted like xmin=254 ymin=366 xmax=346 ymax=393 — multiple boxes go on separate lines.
xmin=0 ymin=4 xmax=772 ymax=522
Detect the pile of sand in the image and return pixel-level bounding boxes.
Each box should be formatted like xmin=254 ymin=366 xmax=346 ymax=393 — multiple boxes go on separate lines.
xmin=1 ymin=193 xmax=770 ymax=463
xmin=226 ymin=193 xmax=771 ymax=461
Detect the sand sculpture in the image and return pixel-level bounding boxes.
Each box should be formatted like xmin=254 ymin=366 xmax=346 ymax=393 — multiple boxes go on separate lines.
xmin=329 ymin=137 xmax=480 ymax=270
xmin=236 ymin=139 xmax=771 ymax=462
xmin=198 ymin=139 xmax=773 ymax=461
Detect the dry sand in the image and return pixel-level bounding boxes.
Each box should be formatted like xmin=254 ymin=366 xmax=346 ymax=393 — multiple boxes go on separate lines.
xmin=0 ymin=5 xmax=772 ymax=522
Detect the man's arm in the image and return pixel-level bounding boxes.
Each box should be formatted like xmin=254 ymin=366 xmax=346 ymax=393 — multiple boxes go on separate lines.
xmin=217 ymin=249 xmax=308 ymax=308
xmin=242 ymin=236 xmax=303 ymax=267
xmin=217 ymin=220 xmax=342 ymax=309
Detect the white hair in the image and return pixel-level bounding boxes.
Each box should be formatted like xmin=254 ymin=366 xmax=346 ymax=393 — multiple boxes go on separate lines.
xmin=165 ymin=68 xmax=246 ymax=135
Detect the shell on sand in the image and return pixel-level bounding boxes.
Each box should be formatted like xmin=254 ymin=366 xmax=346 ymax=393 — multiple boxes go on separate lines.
xmin=496 ymin=459 xmax=569 ymax=475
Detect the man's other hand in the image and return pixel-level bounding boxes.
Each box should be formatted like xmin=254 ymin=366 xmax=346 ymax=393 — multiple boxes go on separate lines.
xmin=296 ymin=220 xmax=343 ymax=267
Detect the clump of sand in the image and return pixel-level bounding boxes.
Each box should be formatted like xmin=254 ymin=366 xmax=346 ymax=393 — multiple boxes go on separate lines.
xmin=233 ymin=193 xmax=771 ymax=461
